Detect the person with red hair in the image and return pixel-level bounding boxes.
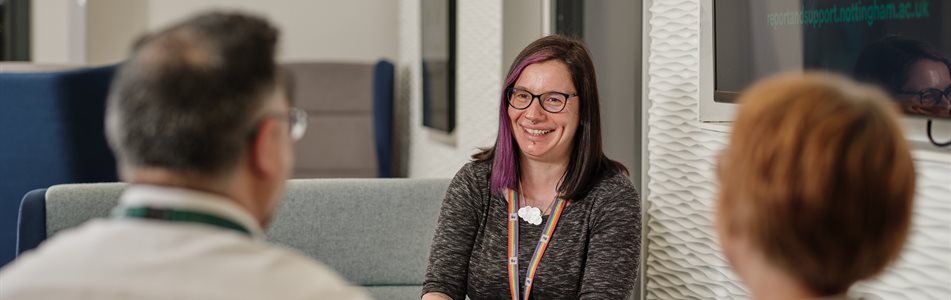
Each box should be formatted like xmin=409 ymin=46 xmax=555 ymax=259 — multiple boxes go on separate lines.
xmin=716 ymin=73 xmax=917 ymax=299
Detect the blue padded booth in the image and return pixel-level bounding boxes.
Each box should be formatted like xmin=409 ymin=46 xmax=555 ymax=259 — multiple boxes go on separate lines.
xmin=0 ymin=65 xmax=118 ymax=267
xmin=372 ymin=60 xmax=395 ymax=178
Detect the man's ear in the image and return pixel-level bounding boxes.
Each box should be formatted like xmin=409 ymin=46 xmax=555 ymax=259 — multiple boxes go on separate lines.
xmin=248 ymin=119 xmax=282 ymax=178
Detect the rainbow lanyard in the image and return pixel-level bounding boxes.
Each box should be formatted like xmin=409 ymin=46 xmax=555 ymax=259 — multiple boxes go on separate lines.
xmin=507 ymin=189 xmax=568 ymax=300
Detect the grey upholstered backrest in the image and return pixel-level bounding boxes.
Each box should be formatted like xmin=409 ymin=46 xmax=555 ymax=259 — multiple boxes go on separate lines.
xmin=283 ymin=63 xmax=378 ymax=178
xmin=44 ymin=183 xmax=126 ymax=237
xmin=268 ymin=178 xmax=449 ymax=298
xmin=41 ymin=178 xmax=450 ymax=299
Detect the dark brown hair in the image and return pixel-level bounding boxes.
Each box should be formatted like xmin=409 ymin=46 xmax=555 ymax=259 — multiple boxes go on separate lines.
xmin=718 ymin=72 xmax=916 ymax=295
xmin=474 ymin=35 xmax=627 ymax=200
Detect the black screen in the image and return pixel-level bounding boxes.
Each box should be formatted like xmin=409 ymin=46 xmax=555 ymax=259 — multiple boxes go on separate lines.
xmin=421 ymin=0 xmax=456 ymax=132
xmin=715 ymin=0 xmax=951 ymax=118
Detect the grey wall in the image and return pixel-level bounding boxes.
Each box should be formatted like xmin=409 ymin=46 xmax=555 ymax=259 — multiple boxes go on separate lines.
xmin=583 ymin=2 xmax=643 ymax=298
xmin=503 ymin=0 xmax=544 ymax=76
xmin=583 ymin=1 xmax=642 ymax=186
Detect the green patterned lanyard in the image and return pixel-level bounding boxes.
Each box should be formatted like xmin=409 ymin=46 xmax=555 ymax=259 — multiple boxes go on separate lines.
xmin=118 ymin=207 xmax=251 ymax=236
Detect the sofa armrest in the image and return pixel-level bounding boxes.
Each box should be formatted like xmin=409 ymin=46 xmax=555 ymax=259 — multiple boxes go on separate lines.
xmin=16 ymin=188 xmax=48 ymax=256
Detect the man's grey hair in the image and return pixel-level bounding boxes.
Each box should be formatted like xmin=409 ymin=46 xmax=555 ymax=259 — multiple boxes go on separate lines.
xmin=106 ymin=12 xmax=280 ymax=176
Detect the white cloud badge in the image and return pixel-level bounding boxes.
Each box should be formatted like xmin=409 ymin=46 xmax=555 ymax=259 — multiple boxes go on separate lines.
xmin=517 ymin=206 xmax=543 ymax=225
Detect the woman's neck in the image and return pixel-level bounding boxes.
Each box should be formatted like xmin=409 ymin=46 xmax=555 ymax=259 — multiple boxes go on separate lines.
xmin=518 ymin=157 xmax=568 ymax=210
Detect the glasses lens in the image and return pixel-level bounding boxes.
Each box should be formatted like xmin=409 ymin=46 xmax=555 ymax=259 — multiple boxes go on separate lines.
xmin=920 ymin=89 xmax=944 ymax=106
xmin=509 ymin=89 xmax=533 ymax=109
xmin=289 ymin=108 xmax=307 ymax=141
xmin=541 ymin=93 xmax=568 ymax=112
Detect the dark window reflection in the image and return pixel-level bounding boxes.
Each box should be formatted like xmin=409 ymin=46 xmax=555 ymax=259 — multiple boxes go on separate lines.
xmin=854 ymin=36 xmax=951 ymax=118
xmin=714 ymin=0 xmax=951 ymax=118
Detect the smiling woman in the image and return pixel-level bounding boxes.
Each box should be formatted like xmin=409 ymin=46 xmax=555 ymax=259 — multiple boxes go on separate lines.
xmin=422 ymin=35 xmax=641 ymax=300
xmin=506 ymin=61 xmax=579 ymax=165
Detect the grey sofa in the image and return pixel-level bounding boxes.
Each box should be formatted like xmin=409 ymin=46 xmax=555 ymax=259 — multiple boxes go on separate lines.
xmin=16 ymin=178 xmax=450 ymax=299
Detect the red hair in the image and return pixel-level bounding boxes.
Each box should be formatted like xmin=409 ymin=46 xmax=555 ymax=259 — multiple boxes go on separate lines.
xmin=718 ymin=72 xmax=916 ymax=295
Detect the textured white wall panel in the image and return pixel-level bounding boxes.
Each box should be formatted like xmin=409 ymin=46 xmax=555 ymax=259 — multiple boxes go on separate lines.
xmin=851 ymin=160 xmax=951 ymax=299
xmin=644 ymin=0 xmax=743 ymax=298
xmin=644 ymin=0 xmax=951 ymax=299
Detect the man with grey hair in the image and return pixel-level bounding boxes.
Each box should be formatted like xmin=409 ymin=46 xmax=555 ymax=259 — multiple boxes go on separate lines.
xmin=0 ymin=12 xmax=369 ymax=300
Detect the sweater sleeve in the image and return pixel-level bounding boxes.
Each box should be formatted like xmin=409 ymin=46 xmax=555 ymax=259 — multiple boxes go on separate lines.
xmin=422 ymin=162 xmax=487 ymax=300
xmin=578 ymin=176 xmax=642 ymax=300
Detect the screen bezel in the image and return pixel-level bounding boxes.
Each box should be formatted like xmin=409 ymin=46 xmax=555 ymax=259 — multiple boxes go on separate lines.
xmin=699 ymin=0 xmax=951 ymax=151
xmin=705 ymin=0 xmax=951 ymax=122
xmin=699 ymin=0 xmax=736 ymax=122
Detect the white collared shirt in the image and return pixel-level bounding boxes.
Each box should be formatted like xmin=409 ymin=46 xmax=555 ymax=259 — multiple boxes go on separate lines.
xmin=0 ymin=185 xmax=372 ymax=300
xmin=114 ymin=185 xmax=266 ymax=238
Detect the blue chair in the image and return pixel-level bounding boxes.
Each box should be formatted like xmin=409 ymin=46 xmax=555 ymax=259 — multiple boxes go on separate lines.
xmin=0 ymin=65 xmax=118 ymax=267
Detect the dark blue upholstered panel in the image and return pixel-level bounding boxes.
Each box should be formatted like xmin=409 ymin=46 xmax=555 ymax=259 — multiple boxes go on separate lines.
xmin=16 ymin=189 xmax=47 ymax=256
xmin=372 ymin=60 xmax=395 ymax=178
xmin=0 ymin=65 xmax=118 ymax=267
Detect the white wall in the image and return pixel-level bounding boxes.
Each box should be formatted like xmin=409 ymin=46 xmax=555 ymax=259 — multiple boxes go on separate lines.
xmin=86 ymin=0 xmax=148 ymax=65
xmin=642 ymin=0 xmax=951 ymax=299
xmin=148 ymin=0 xmax=397 ymax=63
xmin=400 ymin=0 xmax=503 ymax=178
xmin=31 ymin=0 xmax=76 ymax=64
xmin=31 ymin=0 xmax=398 ymax=64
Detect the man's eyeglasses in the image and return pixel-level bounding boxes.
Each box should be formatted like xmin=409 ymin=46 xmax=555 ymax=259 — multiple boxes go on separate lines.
xmin=255 ymin=107 xmax=308 ymax=141
xmin=897 ymin=85 xmax=951 ymax=107
xmin=506 ymin=87 xmax=576 ymax=113
xmin=287 ymin=107 xmax=308 ymax=141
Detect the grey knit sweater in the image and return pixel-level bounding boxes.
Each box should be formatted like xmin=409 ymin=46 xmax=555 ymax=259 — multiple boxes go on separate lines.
xmin=423 ymin=160 xmax=641 ymax=300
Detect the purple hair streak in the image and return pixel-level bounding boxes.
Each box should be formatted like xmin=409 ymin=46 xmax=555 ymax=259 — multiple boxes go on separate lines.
xmin=490 ymin=51 xmax=553 ymax=197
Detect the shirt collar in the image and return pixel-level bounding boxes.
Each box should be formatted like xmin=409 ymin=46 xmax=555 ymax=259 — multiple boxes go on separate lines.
xmin=116 ymin=184 xmax=265 ymax=238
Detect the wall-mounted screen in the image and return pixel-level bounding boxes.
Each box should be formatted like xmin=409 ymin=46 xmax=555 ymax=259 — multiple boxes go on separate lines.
xmin=715 ymin=0 xmax=951 ymax=119
xmin=421 ymin=0 xmax=456 ymax=132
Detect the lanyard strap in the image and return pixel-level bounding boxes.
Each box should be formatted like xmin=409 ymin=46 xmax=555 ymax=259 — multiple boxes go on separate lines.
xmin=507 ymin=189 xmax=568 ymax=300
xmin=118 ymin=207 xmax=252 ymax=236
